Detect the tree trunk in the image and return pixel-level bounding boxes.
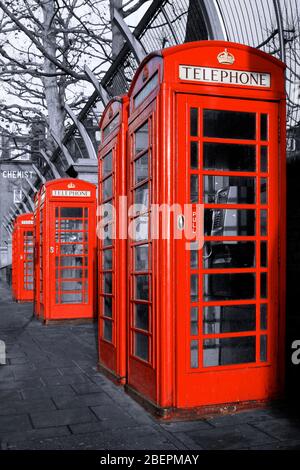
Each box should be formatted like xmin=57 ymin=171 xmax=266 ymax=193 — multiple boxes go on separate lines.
xmin=110 ymin=0 xmax=125 ymax=59
xmin=41 ymin=0 xmax=65 ymax=150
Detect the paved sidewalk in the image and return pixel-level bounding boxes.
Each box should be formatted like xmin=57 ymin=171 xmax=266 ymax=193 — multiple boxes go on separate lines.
xmin=1 ymin=280 xmax=300 ymax=450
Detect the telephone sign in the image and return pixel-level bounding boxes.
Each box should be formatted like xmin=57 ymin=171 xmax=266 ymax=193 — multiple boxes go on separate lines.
xmin=179 ymin=65 xmax=271 ymax=87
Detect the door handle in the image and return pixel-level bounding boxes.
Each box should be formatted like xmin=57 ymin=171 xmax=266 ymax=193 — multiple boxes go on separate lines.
xmin=177 ymin=215 xmax=185 ymax=230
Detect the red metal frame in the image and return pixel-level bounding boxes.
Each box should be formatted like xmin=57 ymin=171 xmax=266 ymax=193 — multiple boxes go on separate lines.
xmin=97 ymin=96 xmax=129 ymax=383
xmin=38 ymin=178 xmax=97 ymax=322
xmin=11 ymin=213 xmax=34 ymax=302
xmin=33 ymin=188 xmax=41 ymax=317
xmin=125 ymin=41 xmax=286 ymax=414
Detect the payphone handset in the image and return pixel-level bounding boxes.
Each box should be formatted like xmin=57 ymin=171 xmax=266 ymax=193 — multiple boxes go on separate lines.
xmin=204 ymin=185 xmax=238 ymax=266
xmin=211 ymin=186 xmax=238 ymax=237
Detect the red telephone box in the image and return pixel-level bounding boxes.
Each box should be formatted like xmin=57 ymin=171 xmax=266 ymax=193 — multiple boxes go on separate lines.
xmin=38 ymin=178 xmax=97 ymax=323
xmin=12 ymin=218 xmax=17 ymax=300
xmin=97 ymin=96 xmax=129 ymax=383
xmin=11 ymin=213 xmax=34 ymax=302
xmin=33 ymin=188 xmax=41 ymax=317
xmin=125 ymin=41 xmax=286 ymax=415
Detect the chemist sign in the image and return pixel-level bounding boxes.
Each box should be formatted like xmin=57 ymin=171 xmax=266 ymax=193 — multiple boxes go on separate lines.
xmin=1 ymin=169 xmax=35 ymax=179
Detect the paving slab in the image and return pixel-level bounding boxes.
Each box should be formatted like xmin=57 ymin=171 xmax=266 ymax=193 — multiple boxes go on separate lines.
xmin=30 ymin=407 xmax=97 ymax=428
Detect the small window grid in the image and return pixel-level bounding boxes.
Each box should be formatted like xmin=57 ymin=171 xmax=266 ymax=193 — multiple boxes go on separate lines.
xmin=99 ymin=148 xmax=115 ymax=344
xmin=130 ymin=118 xmax=153 ymax=364
xmin=188 ymin=105 xmax=270 ymax=371
xmin=55 ymin=207 xmax=89 ymax=305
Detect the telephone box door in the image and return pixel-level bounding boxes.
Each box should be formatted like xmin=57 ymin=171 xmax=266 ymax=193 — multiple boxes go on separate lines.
xmin=175 ymin=94 xmax=280 ymax=407
xmin=49 ymin=203 xmax=93 ymax=317
xmin=22 ymin=228 xmax=34 ymax=296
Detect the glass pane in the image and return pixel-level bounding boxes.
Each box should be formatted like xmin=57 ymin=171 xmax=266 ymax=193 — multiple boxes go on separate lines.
xmin=103 ymin=249 xmax=112 ymax=270
xmin=61 ymin=292 xmax=83 ymax=304
xmin=104 ymin=296 xmax=112 ymax=318
xmin=134 ymin=72 xmax=158 ymax=108
xmin=261 ymin=210 xmax=267 ymax=236
xmin=102 ymin=176 xmax=112 ymax=200
xmin=260 ymin=335 xmax=267 ymax=361
xmin=204 ymin=143 xmax=256 ymax=172
xmin=60 ymin=207 xmax=83 ymax=218
xmin=135 ymin=122 xmax=148 ymax=154
xmin=261 ymin=272 xmax=267 ymax=299
xmin=135 ymin=152 xmax=149 ymax=184
xmin=204 ymin=175 xmax=255 ymax=204
xmin=60 ymin=256 xmax=84 ymax=267
xmin=103 ymin=224 xmax=113 ymax=247
xmin=203 ymin=241 xmax=255 ymax=269
xmin=190 ymin=274 xmax=198 ymax=302
xmin=133 ymin=215 xmax=148 ymax=242
xmin=260 ymin=178 xmax=267 ymax=204
xmin=204 ymin=273 xmax=255 ymax=301
xmin=134 ymin=303 xmax=149 ymax=331
xmin=103 ymin=273 xmax=112 ymax=294
xmin=190 ymin=108 xmax=198 ymax=136
xmin=261 ymin=146 xmax=268 ymax=172
xmin=190 ymin=340 xmax=198 ymax=368
xmin=102 ymin=150 xmax=112 ymax=177
xmin=135 ymin=275 xmax=149 ymax=300
xmin=260 ymin=304 xmax=267 ymax=330
xmin=60 ymin=244 xmax=84 ymax=255
xmin=134 ymin=183 xmax=148 ymax=207
xmin=190 ymin=141 xmax=198 ymax=169
xmin=190 ymin=307 xmax=198 ymax=335
xmin=203 ymin=336 xmax=256 ymax=367
xmin=61 ymin=281 xmax=85 ymax=291
xmin=59 ymin=232 xmax=87 ymax=242
xmin=134 ymin=244 xmax=148 ymax=271
xmin=134 ymin=332 xmax=149 ymax=361
xmin=261 ymin=242 xmax=267 ymax=267
xmin=190 ymin=250 xmax=198 ymax=269
xmin=103 ymin=114 xmax=119 ymax=139
xmin=260 ymin=114 xmax=268 ymax=141
xmin=60 ymin=268 xmax=85 ymax=279
xmin=60 ymin=219 xmax=85 ymax=230
xmin=203 ymin=305 xmax=256 ymax=334
xmin=103 ymin=319 xmax=112 ymax=342
xmin=190 ymin=175 xmax=199 ymax=203
xmin=204 ymin=209 xmax=255 ymax=236
xmin=204 ymin=109 xmax=256 ymax=140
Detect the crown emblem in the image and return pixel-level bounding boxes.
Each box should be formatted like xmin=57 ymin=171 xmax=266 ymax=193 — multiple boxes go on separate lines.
xmin=142 ymin=66 xmax=149 ymax=82
xmin=67 ymin=182 xmax=76 ymax=189
xmin=217 ymin=49 xmax=235 ymax=65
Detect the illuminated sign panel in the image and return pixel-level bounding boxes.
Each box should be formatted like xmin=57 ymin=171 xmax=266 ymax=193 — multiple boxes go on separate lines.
xmin=179 ymin=65 xmax=271 ymax=88
xmin=51 ymin=190 xmax=91 ymax=197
